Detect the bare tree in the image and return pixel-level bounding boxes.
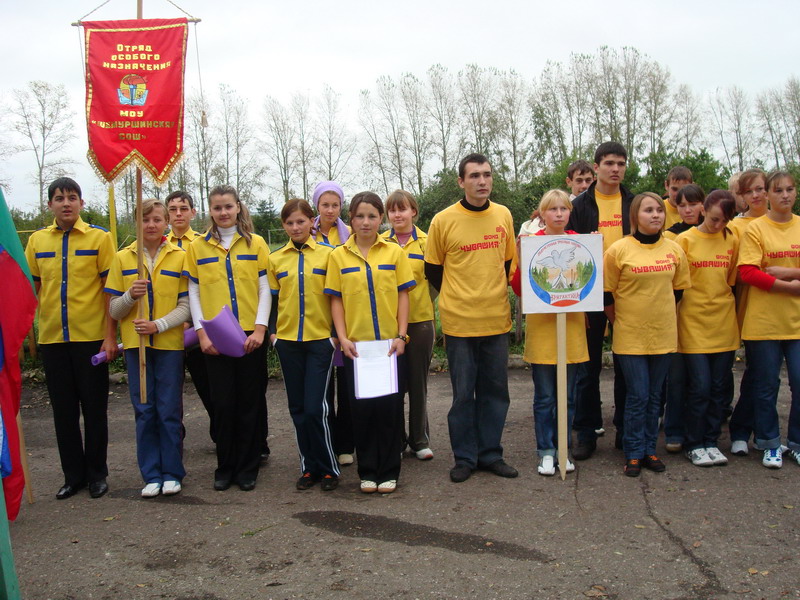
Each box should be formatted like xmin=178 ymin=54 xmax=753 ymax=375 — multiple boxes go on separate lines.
xmin=315 ymin=84 xmax=356 ymax=184
xmin=185 ymin=92 xmax=218 ymax=217
xmin=263 ymin=96 xmax=296 ymax=202
xmin=359 ymin=90 xmax=391 ymax=195
xmin=491 ymin=69 xmax=531 ymax=188
xmin=291 ymin=92 xmax=314 ymax=200
xmin=426 ymin=64 xmax=460 ymax=173
xmin=640 ymin=60 xmax=675 ymax=157
xmin=458 ymin=64 xmax=497 ymax=155
xmin=710 ymin=86 xmax=756 ymax=171
xmin=673 ymin=84 xmax=703 ymax=156
xmin=10 ymin=81 xmax=75 ymax=215
xmin=399 ymin=73 xmax=431 ymax=195
xmin=374 ymin=76 xmax=408 ymax=190
xmin=530 ymin=61 xmax=568 ymax=168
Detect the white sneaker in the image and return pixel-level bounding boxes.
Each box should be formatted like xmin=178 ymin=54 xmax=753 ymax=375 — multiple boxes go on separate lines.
xmin=360 ymin=480 xmax=377 ymax=493
xmin=377 ymin=480 xmax=397 ymax=493
xmin=595 ymin=428 xmax=605 ymax=436
xmin=162 ymin=480 xmax=182 ymax=495
xmin=537 ymin=455 xmax=556 ymax=476
xmin=686 ymin=448 xmax=714 ymax=467
xmin=561 ymin=459 xmax=575 ymax=473
xmin=762 ymin=448 xmax=783 ymax=468
xmin=415 ymin=448 xmax=434 ymax=461
xmin=705 ymin=447 xmax=728 ymax=466
xmin=141 ymin=483 xmax=161 ymax=498
xmin=788 ymin=449 xmax=800 ymax=465
xmin=338 ymin=453 xmax=354 ymax=466
xmin=731 ymin=440 xmax=749 ymax=456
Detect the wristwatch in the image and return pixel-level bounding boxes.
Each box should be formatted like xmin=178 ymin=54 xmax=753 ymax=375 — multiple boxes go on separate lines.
xmin=396 ymin=333 xmax=410 ymax=344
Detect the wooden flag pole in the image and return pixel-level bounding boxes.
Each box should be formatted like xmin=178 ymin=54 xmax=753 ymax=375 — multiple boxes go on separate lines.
xmin=16 ymin=413 xmax=34 ymax=504
xmin=556 ymin=312 xmax=568 ymax=480
xmin=136 ymin=167 xmax=147 ymax=403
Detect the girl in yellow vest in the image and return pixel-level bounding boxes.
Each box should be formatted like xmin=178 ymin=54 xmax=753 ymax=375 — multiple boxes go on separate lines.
xmin=737 ymin=171 xmax=800 ymax=468
xmin=324 ymin=192 xmax=415 ymax=494
xmin=105 ymin=199 xmax=189 ymax=497
xmin=382 ymin=190 xmax=435 ymax=461
xmin=604 ymin=192 xmax=691 ymax=477
xmin=184 ymin=186 xmax=271 ymax=492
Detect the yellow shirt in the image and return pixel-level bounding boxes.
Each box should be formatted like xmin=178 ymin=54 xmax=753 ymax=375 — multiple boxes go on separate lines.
xmin=664 ymin=201 xmax=681 ymax=229
xmin=425 ymin=201 xmax=515 ymax=336
xmin=267 ymin=238 xmax=334 ymax=341
xmin=523 ymin=312 xmax=589 ymax=364
xmin=604 ymin=236 xmax=691 ymax=355
xmin=596 ymin=190 xmax=624 ymax=252
xmin=314 ymin=225 xmax=350 ymax=247
xmin=738 ymin=215 xmax=800 ymax=340
xmin=184 ymin=232 xmax=270 ymax=331
xmin=382 ymin=226 xmax=434 ymax=324
xmin=324 ymin=235 xmax=415 ymax=342
xmin=675 ymin=228 xmax=739 ymax=353
xmin=25 ymin=216 xmax=115 ymax=344
xmin=728 ymin=216 xmax=759 ymax=240
xmin=105 ymin=241 xmax=188 ymax=350
xmin=167 ymin=227 xmax=202 ymax=249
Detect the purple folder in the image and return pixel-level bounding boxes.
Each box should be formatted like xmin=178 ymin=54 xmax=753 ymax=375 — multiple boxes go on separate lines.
xmin=199 ymin=305 xmax=247 ymax=357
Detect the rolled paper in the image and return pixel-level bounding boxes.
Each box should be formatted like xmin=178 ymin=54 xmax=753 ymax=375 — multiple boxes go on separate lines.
xmin=91 ymin=343 xmax=124 ymax=366
xmin=183 ymin=326 xmax=199 ymax=349
xmin=199 ymin=305 xmax=247 ymax=357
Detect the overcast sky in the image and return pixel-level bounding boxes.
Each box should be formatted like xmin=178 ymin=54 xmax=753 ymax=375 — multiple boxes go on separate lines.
xmin=2 ymin=0 xmax=799 ymax=211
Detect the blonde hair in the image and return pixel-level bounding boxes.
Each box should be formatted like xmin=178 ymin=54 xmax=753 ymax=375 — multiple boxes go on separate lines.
xmin=630 ymin=192 xmax=665 ymax=235
xmin=207 ymin=185 xmax=254 ymax=245
xmin=136 ymin=198 xmax=167 ymax=219
xmin=538 ymin=189 xmax=572 ymax=213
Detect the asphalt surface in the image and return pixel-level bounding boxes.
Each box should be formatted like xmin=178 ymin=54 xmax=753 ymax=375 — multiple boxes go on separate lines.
xmin=9 ymin=361 xmax=800 ymax=600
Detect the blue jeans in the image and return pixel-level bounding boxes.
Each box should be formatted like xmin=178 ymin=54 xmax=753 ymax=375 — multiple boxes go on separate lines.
xmin=531 ymin=363 xmax=581 ymax=456
xmin=275 ymin=338 xmax=338 ymax=477
xmin=663 ymin=353 xmax=687 ymax=444
xmin=125 ymin=348 xmax=186 ymax=484
xmin=683 ymin=351 xmax=734 ymax=450
xmin=616 ymin=354 xmax=671 ymax=460
xmin=745 ymin=340 xmax=800 ymax=451
xmin=445 ymin=334 xmax=510 ymax=468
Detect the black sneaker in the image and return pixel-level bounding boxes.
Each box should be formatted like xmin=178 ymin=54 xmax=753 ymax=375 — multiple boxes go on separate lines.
xmin=624 ymin=458 xmax=641 ymax=477
xmin=320 ymin=475 xmax=339 ymax=491
xmin=482 ymin=459 xmax=519 ymax=478
xmin=573 ymin=439 xmax=597 ymax=461
xmin=449 ymin=464 xmax=473 ymax=483
xmin=296 ymin=473 xmax=318 ymax=490
xmin=642 ymin=455 xmax=666 ymax=472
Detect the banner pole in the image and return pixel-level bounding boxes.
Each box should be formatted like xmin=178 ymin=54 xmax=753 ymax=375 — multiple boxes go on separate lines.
xmin=108 ymin=185 xmax=118 ymax=247
xmin=136 ymin=168 xmax=147 ymax=404
xmin=556 ymin=312 xmax=568 ymax=480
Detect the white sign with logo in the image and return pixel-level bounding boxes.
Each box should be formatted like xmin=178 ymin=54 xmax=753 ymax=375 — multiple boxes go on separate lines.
xmin=520 ymin=234 xmax=604 ymax=314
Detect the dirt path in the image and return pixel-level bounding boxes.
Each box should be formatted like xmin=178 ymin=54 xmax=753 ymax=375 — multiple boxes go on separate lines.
xmin=9 ymin=365 xmax=800 ymax=600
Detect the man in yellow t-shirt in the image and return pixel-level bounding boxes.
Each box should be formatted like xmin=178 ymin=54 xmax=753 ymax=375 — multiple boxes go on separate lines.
xmin=24 ymin=177 xmax=118 ymax=501
xmin=425 ymin=153 xmax=517 ymax=483
xmin=566 ymin=142 xmax=635 ymax=460
xmin=663 ymin=166 xmax=694 ymax=229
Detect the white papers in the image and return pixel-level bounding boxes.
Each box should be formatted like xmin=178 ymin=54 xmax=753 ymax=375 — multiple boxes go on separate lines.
xmin=354 ymin=339 xmax=399 ymax=399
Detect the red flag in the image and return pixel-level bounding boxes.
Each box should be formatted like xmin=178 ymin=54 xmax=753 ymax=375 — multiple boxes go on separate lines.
xmin=0 ymin=190 xmax=37 ymax=521
xmin=83 ymin=18 xmax=188 ymax=183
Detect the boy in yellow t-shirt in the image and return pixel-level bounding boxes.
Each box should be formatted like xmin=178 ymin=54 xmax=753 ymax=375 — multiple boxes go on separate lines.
xmin=663 ymin=166 xmax=694 ymax=230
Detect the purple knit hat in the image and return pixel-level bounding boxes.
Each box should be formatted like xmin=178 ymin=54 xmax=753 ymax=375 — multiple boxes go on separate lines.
xmin=311 ymin=181 xmax=350 ymax=244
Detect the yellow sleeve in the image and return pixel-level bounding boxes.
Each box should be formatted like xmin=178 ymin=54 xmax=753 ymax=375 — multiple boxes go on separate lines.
xmin=24 ymin=235 xmax=39 ymax=280
xmin=603 ymin=244 xmax=621 ymax=293
xmin=324 ymin=250 xmax=342 ymax=297
xmin=672 ymin=244 xmax=692 ymax=290
xmin=257 ymin=237 xmax=270 ymax=277
xmin=727 ymin=236 xmax=740 ymax=286
xmin=184 ymin=240 xmax=199 ymax=282
xmin=176 ymin=252 xmax=188 ymax=296
xmin=424 ymin=216 xmax=444 ymax=266
xmin=104 ymin=252 xmax=124 ymax=295
xmin=503 ymin=212 xmax=515 ymax=262
xmin=737 ymin=226 xmax=763 ymax=267
xmin=98 ymin=231 xmax=116 ymax=277
xmin=266 ymin=255 xmax=280 ymax=291
xmin=395 ymin=252 xmax=416 ymax=291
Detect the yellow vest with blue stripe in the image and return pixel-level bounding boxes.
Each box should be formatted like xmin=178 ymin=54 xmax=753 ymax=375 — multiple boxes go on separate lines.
xmin=382 ymin=226 xmax=434 ymax=323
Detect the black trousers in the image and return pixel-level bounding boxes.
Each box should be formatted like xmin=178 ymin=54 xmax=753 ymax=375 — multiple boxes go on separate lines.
xmin=343 ymin=355 xmax=405 ymax=483
xmin=41 ymin=342 xmax=109 ymax=486
xmin=204 ymin=343 xmax=267 ymax=483
xmin=185 ymin=345 xmax=215 ymax=441
xmin=326 ymin=365 xmax=354 ymax=454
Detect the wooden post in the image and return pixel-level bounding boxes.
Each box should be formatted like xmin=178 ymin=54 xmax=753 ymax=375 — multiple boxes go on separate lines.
xmin=16 ymin=413 xmax=33 ymax=505
xmin=556 ymin=312 xmax=568 ymax=480
xmin=107 ymin=185 xmax=118 ymax=247
xmin=0 ymin=488 xmax=21 ymax=599
xmin=136 ymin=168 xmax=147 ymax=403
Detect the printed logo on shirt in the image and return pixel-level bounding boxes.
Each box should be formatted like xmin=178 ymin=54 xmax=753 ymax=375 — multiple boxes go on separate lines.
xmin=598 ymin=214 xmax=622 ymax=229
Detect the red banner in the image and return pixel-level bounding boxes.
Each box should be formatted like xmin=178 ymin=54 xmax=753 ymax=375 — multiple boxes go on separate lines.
xmin=83 ymin=19 xmax=188 ymax=183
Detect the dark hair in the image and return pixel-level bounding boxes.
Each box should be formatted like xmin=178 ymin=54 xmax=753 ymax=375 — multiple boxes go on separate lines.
xmin=349 ymin=191 xmax=384 ymax=220
xmin=737 ymin=169 xmax=766 ymax=196
xmin=704 ymin=190 xmax=737 ymax=238
xmin=676 ymin=184 xmax=705 ymax=206
xmin=458 ymin=153 xmax=491 ymax=179
xmin=567 ymin=160 xmax=593 ymax=179
xmin=594 ymin=142 xmax=627 ymax=164
xmin=630 ymin=192 xmax=665 ymax=235
xmin=666 ymin=166 xmax=693 ymax=184
xmin=765 ymin=170 xmax=796 ymax=192
xmin=48 ymin=177 xmax=82 ymax=201
xmin=281 ymin=198 xmax=314 ymax=222
xmin=165 ymin=190 xmax=195 ymax=209
xmin=207 ymin=184 xmax=253 ymax=244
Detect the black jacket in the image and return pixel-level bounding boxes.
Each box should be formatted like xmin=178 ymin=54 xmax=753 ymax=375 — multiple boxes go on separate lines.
xmin=566 ymin=181 xmax=635 ymax=235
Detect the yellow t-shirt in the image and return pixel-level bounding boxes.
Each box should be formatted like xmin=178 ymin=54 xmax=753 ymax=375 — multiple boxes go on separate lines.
xmin=167 ymin=227 xmax=202 ymax=249
xmin=267 ymin=238 xmax=334 ymax=342
xmin=382 ymin=226 xmax=434 ymax=324
xmin=675 ymin=228 xmax=739 ymax=353
xmin=314 ymin=224 xmax=350 ymax=247
xmin=523 ymin=312 xmax=589 ymax=364
xmin=738 ymin=215 xmax=800 ymax=340
xmin=596 ymin=190 xmax=624 ymax=253
xmin=104 ymin=241 xmax=188 ymax=351
xmin=425 ymin=201 xmax=515 ymax=336
xmin=728 ymin=216 xmax=762 ymax=331
xmin=324 ymin=236 xmax=416 ymax=342
xmin=728 ymin=216 xmax=759 ymax=240
xmin=184 ymin=232 xmax=270 ymax=331
xmin=25 ymin=217 xmax=116 ymax=344
xmin=604 ymin=236 xmax=691 ymax=355
xmin=664 ymin=201 xmax=681 ymax=229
